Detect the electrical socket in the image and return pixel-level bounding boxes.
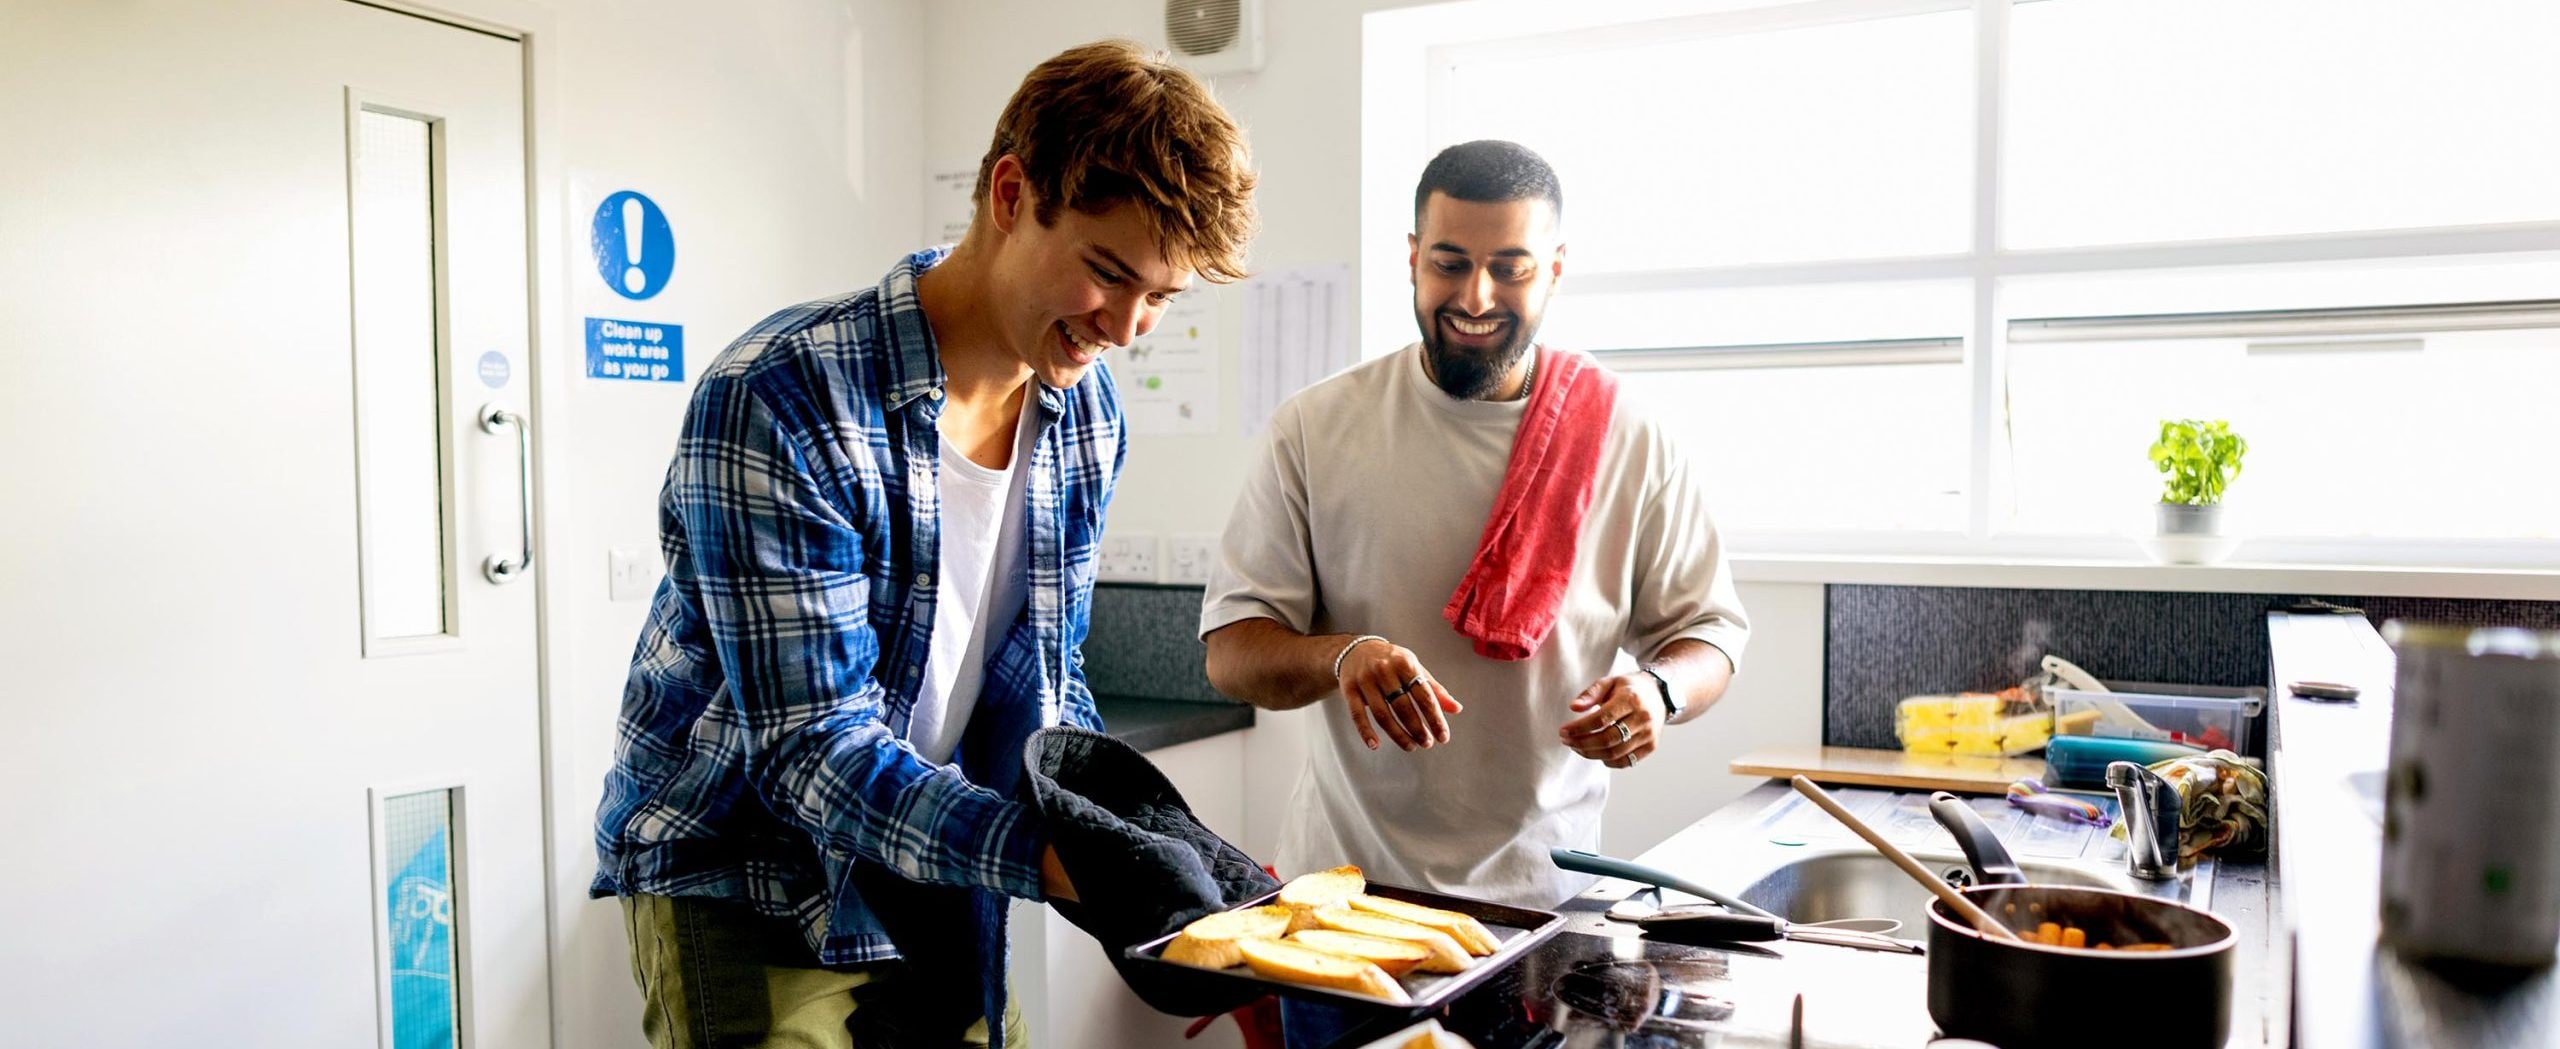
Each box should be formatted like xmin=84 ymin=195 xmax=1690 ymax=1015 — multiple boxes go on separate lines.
xmin=608 ymin=547 xmax=661 ymax=602
xmin=1163 ymin=534 xmax=1219 ymax=586
xmin=1096 ymin=533 xmax=1160 ymax=583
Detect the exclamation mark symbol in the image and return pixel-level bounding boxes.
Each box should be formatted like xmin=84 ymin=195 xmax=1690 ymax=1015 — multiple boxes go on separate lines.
xmin=621 ymin=197 xmax=647 ymax=295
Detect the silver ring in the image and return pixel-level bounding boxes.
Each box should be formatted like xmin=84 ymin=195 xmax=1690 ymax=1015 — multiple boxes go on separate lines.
xmin=1613 ymin=721 xmax=1631 ymax=744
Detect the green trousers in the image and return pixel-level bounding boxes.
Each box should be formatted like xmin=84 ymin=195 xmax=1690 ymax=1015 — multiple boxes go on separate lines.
xmin=620 ymin=893 xmax=1027 ymax=1049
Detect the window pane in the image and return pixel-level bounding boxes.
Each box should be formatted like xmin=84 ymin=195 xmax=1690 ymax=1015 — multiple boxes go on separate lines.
xmin=2007 ymin=0 xmax=2560 ymax=248
xmin=1640 ymin=362 xmax=1971 ymax=534
xmin=1548 ymin=280 xmax=1971 ymax=534
xmin=2002 ymin=255 xmax=2560 ymax=322
xmin=2005 ymin=321 xmax=2560 ymax=541
xmin=382 ymin=788 xmax=460 ymax=1049
xmin=1545 ymin=280 xmax=1971 ymax=351
xmin=2239 ymin=330 xmax=2558 ymax=539
xmin=351 ymin=109 xmax=448 ymax=641
xmin=1443 ymin=8 xmax=1973 ymax=270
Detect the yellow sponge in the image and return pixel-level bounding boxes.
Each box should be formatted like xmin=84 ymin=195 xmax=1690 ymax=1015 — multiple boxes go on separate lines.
xmin=1896 ymin=693 xmax=2053 ymax=756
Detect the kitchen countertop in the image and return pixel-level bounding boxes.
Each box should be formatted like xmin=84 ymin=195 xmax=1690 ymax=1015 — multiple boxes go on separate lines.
xmin=2268 ymin=610 xmax=2560 ymax=1048
xmin=1093 ymin=694 xmax=1253 ymax=752
xmin=1313 ymin=607 xmax=2560 ymax=1046
xmin=1643 ymin=782 xmax=2277 ymax=1047
xmin=1320 ymin=776 xmax=2278 ymax=1047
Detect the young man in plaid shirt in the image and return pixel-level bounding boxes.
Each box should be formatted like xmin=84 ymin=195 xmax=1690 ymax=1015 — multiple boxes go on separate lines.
xmin=592 ymin=41 xmax=1256 ymax=1048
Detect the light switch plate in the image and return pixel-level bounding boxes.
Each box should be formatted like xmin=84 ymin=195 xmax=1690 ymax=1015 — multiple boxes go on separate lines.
xmin=1097 ymin=533 xmax=1159 ymax=583
xmin=1163 ymin=534 xmax=1219 ymax=586
xmin=608 ymin=547 xmax=660 ymax=602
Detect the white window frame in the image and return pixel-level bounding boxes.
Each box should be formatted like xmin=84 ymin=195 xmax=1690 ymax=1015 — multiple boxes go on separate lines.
xmin=1377 ymin=0 xmax=2560 ymax=568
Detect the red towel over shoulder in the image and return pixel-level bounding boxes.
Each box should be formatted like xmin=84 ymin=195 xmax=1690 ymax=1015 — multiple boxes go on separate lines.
xmin=1441 ymin=345 xmax=1620 ymax=661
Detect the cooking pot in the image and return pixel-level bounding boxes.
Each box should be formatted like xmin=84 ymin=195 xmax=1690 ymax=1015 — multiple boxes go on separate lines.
xmin=1924 ymin=793 xmax=2235 ymax=1049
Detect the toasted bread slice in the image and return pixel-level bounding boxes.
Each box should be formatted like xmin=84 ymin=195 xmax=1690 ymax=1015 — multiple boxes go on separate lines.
xmin=1308 ymin=906 xmax=1470 ymax=973
xmin=1347 ymin=894 xmax=1501 ymax=956
xmin=1159 ymin=905 xmax=1294 ymax=970
xmin=1287 ymin=928 xmax=1434 ymax=978
xmin=1400 ymin=1023 xmax=1476 ymax=1049
xmin=1278 ymin=865 xmax=1365 ymax=932
xmin=1236 ymin=937 xmax=1410 ymax=1005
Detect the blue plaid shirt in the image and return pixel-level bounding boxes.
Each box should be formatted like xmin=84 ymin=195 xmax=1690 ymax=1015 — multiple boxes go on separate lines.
xmin=592 ymin=248 xmax=1117 ymax=970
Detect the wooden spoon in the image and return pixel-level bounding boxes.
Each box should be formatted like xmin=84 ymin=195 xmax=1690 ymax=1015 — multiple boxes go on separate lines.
xmin=1789 ymin=775 xmax=2020 ymax=941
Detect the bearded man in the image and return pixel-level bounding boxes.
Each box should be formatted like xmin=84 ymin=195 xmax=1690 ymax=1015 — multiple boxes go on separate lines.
xmin=1200 ymin=139 xmax=1750 ymax=913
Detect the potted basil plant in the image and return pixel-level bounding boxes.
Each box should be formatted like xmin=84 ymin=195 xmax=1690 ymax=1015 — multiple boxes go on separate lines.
xmin=2147 ymin=419 xmax=2248 ymax=561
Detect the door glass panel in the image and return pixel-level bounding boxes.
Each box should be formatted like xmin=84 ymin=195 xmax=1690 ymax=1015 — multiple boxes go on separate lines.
xmin=381 ymin=788 xmax=461 ymax=1049
xmin=351 ymin=107 xmax=448 ymax=642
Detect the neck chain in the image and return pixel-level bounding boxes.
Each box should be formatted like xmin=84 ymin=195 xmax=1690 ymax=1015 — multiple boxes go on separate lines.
xmin=1513 ymin=350 xmax=1538 ymax=401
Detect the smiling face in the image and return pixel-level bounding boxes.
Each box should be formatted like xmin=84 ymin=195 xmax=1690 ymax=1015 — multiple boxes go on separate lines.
xmin=983 ymin=157 xmax=1194 ymax=389
xmin=1409 ymin=191 xmax=1565 ymax=400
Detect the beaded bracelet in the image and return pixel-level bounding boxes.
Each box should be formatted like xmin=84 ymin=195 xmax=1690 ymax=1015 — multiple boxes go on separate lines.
xmin=1332 ymin=635 xmax=1387 ymax=680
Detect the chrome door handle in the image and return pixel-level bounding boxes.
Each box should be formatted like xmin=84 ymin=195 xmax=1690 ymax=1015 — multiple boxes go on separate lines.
xmin=479 ymin=403 xmax=533 ymax=584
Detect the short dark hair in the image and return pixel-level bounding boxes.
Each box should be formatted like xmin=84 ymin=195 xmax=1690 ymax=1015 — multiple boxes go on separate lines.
xmin=1412 ymin=140 xmax=1562 ymax=232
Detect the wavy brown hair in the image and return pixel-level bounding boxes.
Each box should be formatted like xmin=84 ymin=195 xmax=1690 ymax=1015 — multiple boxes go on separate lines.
xmin=974 ymin=40 xmax=1257 ymax=283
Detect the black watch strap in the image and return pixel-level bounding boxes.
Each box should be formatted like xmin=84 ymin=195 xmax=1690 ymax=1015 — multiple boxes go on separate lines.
xmin=1639 ymin=665 xmax=1681 ymax=720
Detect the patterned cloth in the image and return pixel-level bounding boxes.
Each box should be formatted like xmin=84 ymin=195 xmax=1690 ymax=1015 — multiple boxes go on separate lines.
xmin=591 ymin=246 xmax=1120 ymax=992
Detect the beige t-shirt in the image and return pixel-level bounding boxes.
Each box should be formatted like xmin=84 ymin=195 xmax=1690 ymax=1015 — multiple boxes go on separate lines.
xmin=1199 ymin=345 xmax=1751 ymax=908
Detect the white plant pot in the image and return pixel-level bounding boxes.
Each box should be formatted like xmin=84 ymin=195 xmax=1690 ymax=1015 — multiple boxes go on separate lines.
xmin=2145 ymin=502 xmax=2237 ymax=564
xmin=2157 ymin=502 xmax=2222 ymax=536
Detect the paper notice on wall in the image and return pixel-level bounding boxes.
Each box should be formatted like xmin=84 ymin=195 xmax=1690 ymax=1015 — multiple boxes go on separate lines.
xmin=1114 ymin=294 xmax=1219 ymax=435
xmin=1241 ymin=264 xmax=1355 ymax=435
xmin=924 ymin=167 xmax=976 ymax=246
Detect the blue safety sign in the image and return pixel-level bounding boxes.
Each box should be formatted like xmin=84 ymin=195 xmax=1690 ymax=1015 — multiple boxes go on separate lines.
xmin=585 ymin=318 xmax=684 ymax=382
xmin=476 ymin=350 xmax=511 ymax=389
xmin=591 ymin=190 xmax=674 ymax=300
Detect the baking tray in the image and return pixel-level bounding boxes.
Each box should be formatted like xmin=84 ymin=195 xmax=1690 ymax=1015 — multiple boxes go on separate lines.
xmin=1120 ymin=882 xmax=1566 ymax=1013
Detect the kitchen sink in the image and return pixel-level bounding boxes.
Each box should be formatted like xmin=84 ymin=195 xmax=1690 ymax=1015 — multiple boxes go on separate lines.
xmin=1733 ymin=846 xmax=2210 ymax=935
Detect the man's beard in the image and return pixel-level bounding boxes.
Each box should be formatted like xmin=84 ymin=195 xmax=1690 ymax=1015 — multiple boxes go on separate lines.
xmin=1417 ymin=307 xmax=1540 ymax=400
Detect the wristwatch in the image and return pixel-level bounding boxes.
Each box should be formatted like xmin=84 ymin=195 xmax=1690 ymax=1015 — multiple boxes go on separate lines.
xmin=1637 ymin=665 xmax=1681 ymax=721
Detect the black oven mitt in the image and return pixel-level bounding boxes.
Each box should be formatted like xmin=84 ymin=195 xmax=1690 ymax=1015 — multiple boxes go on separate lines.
xmin=1021 ymin=725 xmax=1281 ymax=1015
xmin=842 ymin=866 xmax=1002 ymax=1049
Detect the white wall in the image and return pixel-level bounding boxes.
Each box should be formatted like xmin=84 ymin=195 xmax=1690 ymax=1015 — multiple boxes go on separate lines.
xmin=500 ymin=2 xmax=927 ymax=1047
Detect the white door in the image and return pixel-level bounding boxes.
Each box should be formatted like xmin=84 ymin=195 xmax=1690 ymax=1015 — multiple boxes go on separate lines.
xmin=0 ymin=2 xmax=547 ymax=1046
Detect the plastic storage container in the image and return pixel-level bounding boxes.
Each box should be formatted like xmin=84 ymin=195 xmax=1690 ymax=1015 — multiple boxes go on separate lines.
xmin=2044 ymin=735 xmax=2208 ymax=789
xmin=2046 ymin=680 xmax=2266 ymax=756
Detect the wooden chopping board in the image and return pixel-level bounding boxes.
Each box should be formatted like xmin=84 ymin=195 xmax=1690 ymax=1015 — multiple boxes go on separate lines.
xmin=1729 ymin=744 xmax=2045 ymax=795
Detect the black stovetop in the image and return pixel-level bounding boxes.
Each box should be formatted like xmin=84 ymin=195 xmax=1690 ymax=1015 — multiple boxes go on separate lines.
xmin=1322 ymin=929 xmax=1785 ymax=1049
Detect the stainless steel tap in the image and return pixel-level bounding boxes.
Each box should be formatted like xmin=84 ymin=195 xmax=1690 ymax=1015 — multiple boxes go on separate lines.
xmin=2107 ymin=760 xmax=2184 ymax=881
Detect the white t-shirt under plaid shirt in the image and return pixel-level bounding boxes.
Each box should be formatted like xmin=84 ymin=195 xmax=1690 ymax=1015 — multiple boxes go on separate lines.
xmin=911 ymin=389 xmax=1036 ymax=764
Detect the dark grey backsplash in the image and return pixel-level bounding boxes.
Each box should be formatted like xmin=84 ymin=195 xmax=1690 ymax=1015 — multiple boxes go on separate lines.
xmin=2352 ymin=597 xmax=2560 ymax=633
xmin=1823 ymin=585 xmax=2560 ymax=750
xmin=1084 ymin=583 xmax=1230 ymax=704
xmin=1090 ymin=580 xmax=2560 ymax=729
